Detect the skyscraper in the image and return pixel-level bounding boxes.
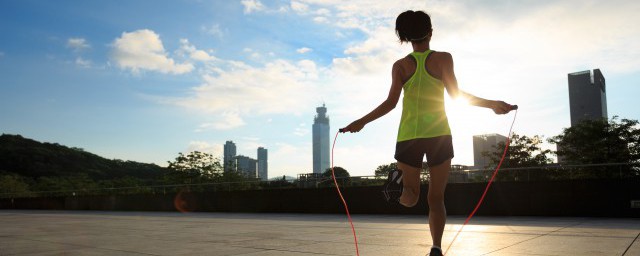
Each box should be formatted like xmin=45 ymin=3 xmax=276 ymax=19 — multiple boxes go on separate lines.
xmin=472 ymin=133 xmax=507 ymax=169
xmin=257 ymin=147 xmax=268 ymax=181
xmin=312 ymin=104 xmax=330 ymax=174
xmin=223 ymin=141 xmax=236 ymax=172
xmin=235 ymin=155 xmax=257 ymax=178
xmin=568 ymin=69 xmax=607 ymax=126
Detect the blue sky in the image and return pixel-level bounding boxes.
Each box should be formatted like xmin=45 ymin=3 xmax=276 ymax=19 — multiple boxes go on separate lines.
xmin=1 ymin=0 xmax=639 ymax=179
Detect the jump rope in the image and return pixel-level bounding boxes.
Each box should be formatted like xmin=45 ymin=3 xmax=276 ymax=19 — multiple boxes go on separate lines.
xmin=331 ymin=105 xmax=518 ymax=256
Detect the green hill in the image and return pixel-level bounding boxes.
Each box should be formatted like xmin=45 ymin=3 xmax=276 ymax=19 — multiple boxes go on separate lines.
xmin=0 ymin=134 xmax=167 ymax=180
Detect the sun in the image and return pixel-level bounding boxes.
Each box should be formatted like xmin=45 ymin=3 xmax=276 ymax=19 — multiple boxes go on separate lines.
xmin=445 ymin=96 xmax=470 ymax=116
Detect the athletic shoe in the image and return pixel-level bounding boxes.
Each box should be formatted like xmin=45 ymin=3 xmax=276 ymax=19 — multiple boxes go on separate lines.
xmin=382 ymin=169 xmax=403 ymax=203
xmin=428 ymin=247 xmax=443 ymax=256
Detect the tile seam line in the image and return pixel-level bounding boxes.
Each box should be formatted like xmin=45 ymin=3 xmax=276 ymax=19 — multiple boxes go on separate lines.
xmin=621 ymin=231 xmax=640 ymax=256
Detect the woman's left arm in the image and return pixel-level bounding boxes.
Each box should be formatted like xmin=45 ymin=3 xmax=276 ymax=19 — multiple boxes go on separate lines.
xmin=440 ymin=52 xmax=513 ymax=115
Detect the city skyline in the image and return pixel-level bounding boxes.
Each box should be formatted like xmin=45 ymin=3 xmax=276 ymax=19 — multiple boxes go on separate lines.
xmin=1 ymin=1 xmax=639 ymax=179
xmin=223 ymin=140 xmax=268 ymax=180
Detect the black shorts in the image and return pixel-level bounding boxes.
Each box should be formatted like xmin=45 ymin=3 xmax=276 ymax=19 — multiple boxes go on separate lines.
xmin=394 ymin=135 xmax=454 ymax=168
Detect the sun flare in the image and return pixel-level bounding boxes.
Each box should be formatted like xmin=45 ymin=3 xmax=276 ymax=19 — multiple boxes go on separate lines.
xmin=446 ymin=96 xmax=470 ymax=115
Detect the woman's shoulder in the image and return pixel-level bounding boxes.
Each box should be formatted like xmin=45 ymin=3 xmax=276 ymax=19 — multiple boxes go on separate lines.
xmin=429 ymin=51 xmax=454 ymax=66
xmin=430 ymin=50 xmax=452 ymax=59
xmin=393 ymin=55 xmax=414 ymax=68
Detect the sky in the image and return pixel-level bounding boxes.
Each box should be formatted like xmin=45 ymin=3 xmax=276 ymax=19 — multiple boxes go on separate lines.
xmin=1 ymin=0 xmax=639 ymax=179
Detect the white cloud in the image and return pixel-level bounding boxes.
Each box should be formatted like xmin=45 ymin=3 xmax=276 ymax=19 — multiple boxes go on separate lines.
xmin=270 ymin=142 xmax=313 ymax=175
xmin=67 ymin=37 xmax=90 ymax=51
xmin=239 ymin=137 xmax=265 ymax=156
xmin=289 ymin=0 xmax=424 ymax=33
xmin=313 ymin=16 xmax=328 ymax=23
xmin=293 ymin=123 xmax=309 ymax=136
xmin=296 ymin=47 xmax=312 ymax=54
xmin=241 ymin=0 xmax=265 ymax=14
xmin=111 ymin=29 xmax=194 ymax=75
xmin=75 ymin=57 xmax=91 ymax=68
xmin=178 ymin=39 xmax=217 ymax=62
xmin=196 ymin=112 xmax=246 ymax=131
xmin=290 ymin=1 xmax=309 ymax=13
xmin=201 ymin=24 xmax=224 ymax=38
xmin=170 ymin=58 xmax=319 ymax=115
xmin=315 ymin=8 xmax=331 ymax=16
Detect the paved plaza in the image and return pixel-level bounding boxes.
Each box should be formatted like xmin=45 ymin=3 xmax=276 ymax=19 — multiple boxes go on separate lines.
xmin=0 ymin=210 xmax=638 ymax=256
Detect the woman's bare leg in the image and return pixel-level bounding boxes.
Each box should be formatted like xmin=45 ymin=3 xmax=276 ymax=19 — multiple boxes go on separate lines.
xmin=427 ymin=159 xmax=451 ymax=247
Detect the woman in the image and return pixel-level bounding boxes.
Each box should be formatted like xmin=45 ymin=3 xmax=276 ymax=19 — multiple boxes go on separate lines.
xmin=340 ymin=10 xmax=515 ymax=256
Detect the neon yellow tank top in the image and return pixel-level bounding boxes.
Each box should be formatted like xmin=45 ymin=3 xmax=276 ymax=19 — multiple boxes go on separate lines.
xmin=397 ymin=50 xmax=451 ymax=142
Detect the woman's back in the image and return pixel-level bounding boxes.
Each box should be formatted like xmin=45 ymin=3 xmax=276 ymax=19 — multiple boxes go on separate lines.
xmin=396 ymin=50 xmax=451 ymax=142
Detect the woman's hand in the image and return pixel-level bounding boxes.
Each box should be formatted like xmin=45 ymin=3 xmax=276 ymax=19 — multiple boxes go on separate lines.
xmin=491 ymin=100 xmax=515 ymax=115
xmin=340 ymin=119 xmax=366 ymax=133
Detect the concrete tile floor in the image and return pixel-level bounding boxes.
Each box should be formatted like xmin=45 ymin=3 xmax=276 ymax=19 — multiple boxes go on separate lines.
xmin=0 ymin=211 xmax=638 ymax=256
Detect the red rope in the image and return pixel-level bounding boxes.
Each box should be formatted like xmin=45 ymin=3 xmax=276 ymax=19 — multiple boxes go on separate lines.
xmin=331 ymin=131 xmax=360 ymax=256
xmin=444 ymin=110 xmax=518 ymax=255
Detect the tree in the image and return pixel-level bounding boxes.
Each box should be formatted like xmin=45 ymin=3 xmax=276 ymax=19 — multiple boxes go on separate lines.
xmin=549 ymin=117 xmax=640 ymax=178
xmin=0 ymin=174 xmax=32 ymax=197
xmin=321 ymin=167 xmax=350 ymax=187
xmin=374 ymin=162 xmax=397 ymax=179
xmin=32 ymin=174 xmax=99 ymax=196
xmin=166 ymin=151 xmax=223 ymax=186
xmin=484 ymin=133 xmax=553 ymax=181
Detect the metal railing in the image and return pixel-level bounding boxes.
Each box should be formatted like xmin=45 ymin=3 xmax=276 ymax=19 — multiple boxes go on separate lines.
xmin=462 ymin=162 xmax=639 ymax=183
xmin=1 ymin=163 xmax=637 ymax=198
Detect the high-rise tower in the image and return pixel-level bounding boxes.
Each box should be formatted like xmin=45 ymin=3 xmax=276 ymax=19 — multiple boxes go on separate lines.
xmin=568 ymin=69 xmax=607 ymax=126
xmin=223 ymin=141 xmax=236 ymax=172
xmin=472 ymin=133 xmax=507 ymax=169
xmin=257 ymin=147 xmax=268 ymax=181
xmin=312 ymin=104 xmax=330 ymax=174
xmin=235 ymin=155 xmax=257 ymax=178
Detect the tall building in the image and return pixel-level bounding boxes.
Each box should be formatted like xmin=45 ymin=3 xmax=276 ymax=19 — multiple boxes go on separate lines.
xmin=473 ymin=133 xmax=507 ymax=169
xmin=568 ymin=69 xmax=607 ymax=126
xmin=235 ymin=155 xmax=257 ymax=178
xmin=312 ymin=104 xmax=330 ymax=174
xmin=223 ymin=141 xmax=236 ymax=172
xmin=257 ymin=147 xmax=268 ymax=181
